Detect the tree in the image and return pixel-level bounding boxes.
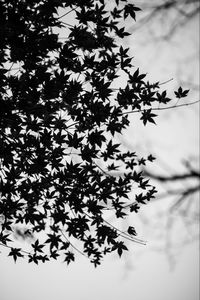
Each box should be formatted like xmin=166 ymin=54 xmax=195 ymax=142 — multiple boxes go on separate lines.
xmin=0 ymin=0 xmax=192 ymax=266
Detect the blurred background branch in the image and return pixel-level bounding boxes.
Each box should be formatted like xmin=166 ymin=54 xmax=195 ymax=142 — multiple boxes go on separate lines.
xmin=130 ymin=0 xmax=200 ymax=40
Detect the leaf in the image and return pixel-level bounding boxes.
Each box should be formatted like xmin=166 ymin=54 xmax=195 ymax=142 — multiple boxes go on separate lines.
xmin=147 ymin=154 xmax=156 ymax=162
xmin=102 ymin=140 xmax=120 ymax=160
xmin=124 ymin=4 xmax=141 ymax=20
xmin=116 ymin=210 xmax=127 ymax=218
xmin=45 ymin=234 xmax=62 ymax=250
xmin=156 ymin=91 xmax=171 ymax=104
xmin=135 ymin=193 xmax=147 ymax=204
xmin=64 ymin=251 xmax=75 ymax=264
xmin=129 ymin=68 xmax=146 ymax=84
xmin=174 ymin=87 xmax=189 ymax=98
xmin=112 ymin=241 xmax=128 ymax=257
xmin=8 ymin=248 xmax=24 ymax=262
xmin=127 ymin=226 xmax=137 ymax=236
xmin=107 ymin=163 xmax=119 ymax=171
xmin=31 ymin=239 xmax=45 ymax=253
xmin=130 ymin=203 xmax=140 ymax=213
xmin=115 ymin=27 xmax=131 ymax=38
xmin=138 ymin=158 xmax=146 ymax=165
xmin=140 ymin=109 xmax=157 ymax=125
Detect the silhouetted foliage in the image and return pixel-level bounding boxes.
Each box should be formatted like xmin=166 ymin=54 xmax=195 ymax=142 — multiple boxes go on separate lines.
xmin=0 ymin=0 xmax=189 ymax=266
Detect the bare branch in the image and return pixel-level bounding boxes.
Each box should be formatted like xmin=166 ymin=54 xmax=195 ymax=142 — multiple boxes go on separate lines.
xmin=143 ymin=170 xmax=200 ymax=182
xmin=120 ymin=100 xmax=200 ymax=116
xmin=170 ymin=185 xmax=200 ymax=211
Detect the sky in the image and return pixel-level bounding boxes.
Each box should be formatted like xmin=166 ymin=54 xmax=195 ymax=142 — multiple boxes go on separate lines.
xmin=0 ymin=232 xmax=199 ymax=300
xmin=0 ymin=2 xmax=199 ymax=300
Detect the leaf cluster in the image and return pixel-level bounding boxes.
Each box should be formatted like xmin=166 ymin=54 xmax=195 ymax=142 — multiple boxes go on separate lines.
xmin=0 ymin=0 xmax=188 ymax=266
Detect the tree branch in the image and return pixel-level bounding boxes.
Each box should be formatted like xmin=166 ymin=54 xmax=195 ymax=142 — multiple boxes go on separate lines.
xmin=143 ymin=170 xmax=200 ymax=182
xmin=120 ymin=100 xmax=200 ymax=116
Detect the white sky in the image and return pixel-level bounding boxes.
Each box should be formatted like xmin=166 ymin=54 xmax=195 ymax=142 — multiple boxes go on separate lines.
xmin=0 ymin=239 xmax=199 ymax=300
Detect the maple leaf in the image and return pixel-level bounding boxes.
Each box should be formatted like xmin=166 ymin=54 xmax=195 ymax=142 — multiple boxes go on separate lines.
xmin=174 ymin=87 xmax=190 ymax=98
xmin=8 ymin=248 xmax=24 ymax=262
xmin=112 ymin=241 xmax=128 ymax=257
xmin=140 ymin=109 xmax=157 ymax=125
xmin=127 ymin=226 xmax=137 ymax=236
xmin=64 ymin=251 xmax=75 ymax=264
xmin=124 ymin=4 xmax=141 ymax=20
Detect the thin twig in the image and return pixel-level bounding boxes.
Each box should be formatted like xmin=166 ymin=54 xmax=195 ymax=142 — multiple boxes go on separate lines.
xmin=60 ymin=229 xmax=87 ymax=257
xmin=120 ymin=100 xmax=200 ymax=115
xmin=103 ymin=219 xmax=147 ymax=245
xmin=0 ymin=242 xmax=31 ymax=256
xmin=57 ymin=8 xmax=77 ymax=20
xmin=158 ymin=78 xmax=174 ymax=85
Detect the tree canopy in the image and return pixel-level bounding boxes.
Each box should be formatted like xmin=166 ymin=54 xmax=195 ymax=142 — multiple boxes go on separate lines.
xmin=0 ymin=0 xmax=189 ymax=266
